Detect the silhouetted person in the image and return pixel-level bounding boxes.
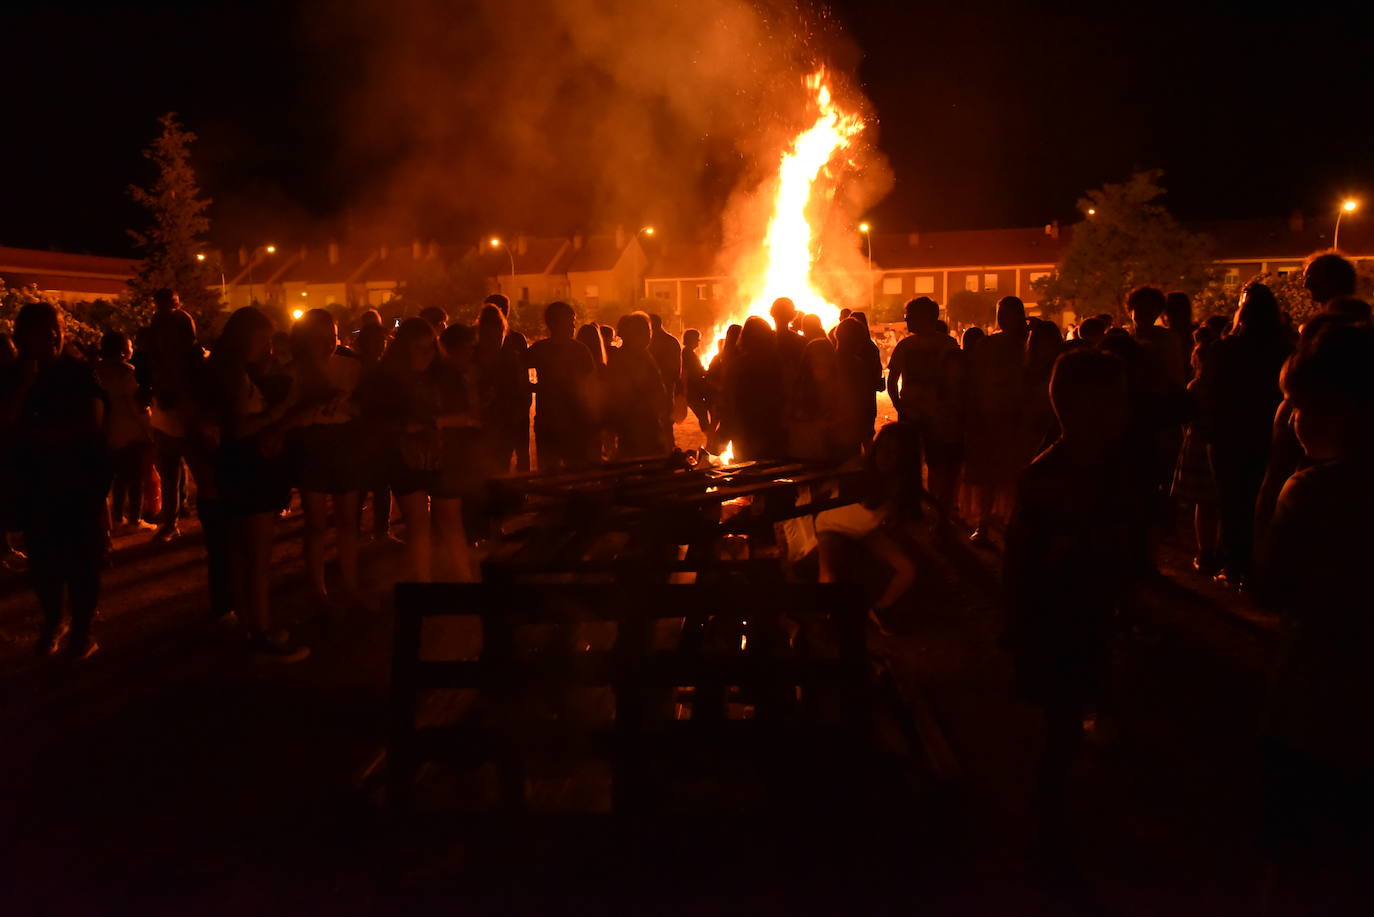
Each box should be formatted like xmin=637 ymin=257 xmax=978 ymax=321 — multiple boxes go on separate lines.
xmin=1198 ymin=282 xmax=1292 ymax=587
xmin=1074 ymin=316 xmax=1107 ymax=348
xmin=887 ymin=297 xmax=965 ymax=522
xmin=835 ymin=317 xmax=883 ymax=454
xmin=355 ymin=320 xmax=394 ymax=541
xmin=1253 ymin=322 xmax=1374 ymax=879
xmin=95 ymin=331 xmax=154 ymax=534
xmin=527 ymin=301 xmax=596 ymax=471
xmin=801 ymin=313 xmax=825 ymax=342
xmin=828 ymin=307 xmax=853 ymax=345
xmin=725 ymin=316 xmax=786 ymax=460
xmin=1025 ymin=318 xmax=1065 ymax=452
xmin=648 ymin=313 xmax=682 ymax=444
xmin=681 ymin=328 xmax=714 ymax=442
xmin=770 ymin=296 xmax=808 ymax=403
xmin=1171 ymin=321 xmax=1226 ymax=574
xmin=608 ymin=311 xmax=669 ymax=458
xmin=143 ymin=289 xmax=200 ymax=541
xmin=708 ymin=323 xmax=742 ymax=453
xmin=205 ymin=307 xmax=307 ymax=662
xmin=419 ymin=305 xmax=448 ymax=332
xmin=1303 ymin=251 xmax=1357 ymax=310
xmin=1164 ymin=291 xmax=1196 ymax=382
xmin=0 ymin=303 xmax=109 ymax=659
xmin=577 ymin=322 xmax=609 ymax=462
xmin=966 ymin=296 xmax=1030 ymax=542
xmin=433 ymin=322 xmax=482 ymax=581
xmin=1004 ymin=348 xmax=1132 ymax=848
xmin=599 ymin=323 xmax=615 ymax=352
xmin=485 ymin=293 xmax=531 ymax=471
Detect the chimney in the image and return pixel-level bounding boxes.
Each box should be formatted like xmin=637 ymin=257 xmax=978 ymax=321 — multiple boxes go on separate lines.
xmin=1288 ymin=209 xmax=1305 ymax=233
xmin=517 ymin=235 xmax=529 ymax=256
xmin=238 ymin=246 xmax=248 ymax=267
xmin=573 ymin=234 xmax=584 ymax=251
xmin=907 ymin=232 xmax=920 ymax=247
xmin=411 ymin=239 xmax=423 ymax=260
xmin=327 ymin=241 xmax=340 ymax=265
xmin=615 ymin=226 xmax=626 ymax=250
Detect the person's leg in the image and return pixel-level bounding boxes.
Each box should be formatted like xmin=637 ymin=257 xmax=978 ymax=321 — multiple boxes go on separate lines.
xmin=1193 ymin=501 xmax=1219 ymax=571
xmin=1035 ymin=701 xmax=1086 ymax=849
xmin=511 ymin=418 xmax=531 ymax=473
xmin=64 ymin=514 xmax=105 ymax=652
xmin=153 ymin=431 xmax=184 ymax=533
xmin=126 ymin=444 xmax=147 ymax=528
xmin=242 ymin=512 xmax=275 ymax=635
xmin=25 ymin=526 xmax=65 ymax=645
xmin=866 ymin=530 xmax=916 ymax=611
xmin=332 ymin=492 xmax=361 ymax=597
xmin=301 ymin=491 xmax=330 ymax=599
xmin=198 ymin=496 xmax=234 ymax=620
xmin=397 ymin=491 xmax=432 ymax=582
xmin=109 ymin=447 xmax=130 ymax=530
xmin=433 ymin=497 xmax=475 ymax=582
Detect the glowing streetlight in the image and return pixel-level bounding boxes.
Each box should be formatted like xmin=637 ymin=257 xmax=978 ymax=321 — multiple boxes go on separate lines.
xmin=640 ymin=226 xmax=655 ymax=237
xmin=291 ymin=308 xmax=304 ymax=321
xmin=300 ymin=291 xmax=308 ymax=297
xmin=1087 ymin=208 xmax=1097 ymax=216
xmin=859 ymin=222 xmax=873 ymax=309
xmin=1335 ymin=199 xmax=1360 ymax=251
xmin=489 ymin=237 xmax=516 ymax=291
xmin=265 ymin=244 xmax=276 ymax=255
xmin=195 ymin=252 xmax=206 ymax=262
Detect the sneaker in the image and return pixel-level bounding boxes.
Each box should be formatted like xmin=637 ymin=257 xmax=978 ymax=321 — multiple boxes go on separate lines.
xmin=35 ymin=621 xmax=69 ymax=657
xmin=128 ymin=520 xmax=158 ymax=534
xmin=153 ymin=524 xmax=180 ymax=543
xmin=250 ymin=631 xmax=310 ymax=664
xmin=65 ymin=635 xmax=99 ymax=661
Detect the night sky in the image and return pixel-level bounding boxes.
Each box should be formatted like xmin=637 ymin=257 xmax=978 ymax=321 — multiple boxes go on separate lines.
xmin=6 ymin=0 xmax=1369 ymax=256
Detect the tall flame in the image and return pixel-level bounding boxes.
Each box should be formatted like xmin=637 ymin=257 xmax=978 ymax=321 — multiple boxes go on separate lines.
xmin=728 ymin=71 xmax=865 ymax=336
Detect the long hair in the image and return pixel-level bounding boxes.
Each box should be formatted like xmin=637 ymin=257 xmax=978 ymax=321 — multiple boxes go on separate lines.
xmin=1233 ymin=281 xmax=1282 ymax=337
xmin=381 ymin=317 xmax=438 ymax=375
xmin=209 ymin=307 xmax=272 ymax=373
xmin=577 ymin=322 xmax=607 ymax=366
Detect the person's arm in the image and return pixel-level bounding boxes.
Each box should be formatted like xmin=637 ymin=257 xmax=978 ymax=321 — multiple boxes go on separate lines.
xmin=886 ymin=341 xmax=906 ymax=416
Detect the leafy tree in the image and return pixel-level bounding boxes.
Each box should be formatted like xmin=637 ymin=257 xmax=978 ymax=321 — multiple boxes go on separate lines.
xmin=1192 ymin=262 xmax=1374 ymax=329
xmin=393 ymin=251 xmax=489 ymax=324
xmin=0 ymin=283 xmax=101 ymax=346
xmin=946 ymin=289 xmax=997 ymax=328
xmin=1034 ymin=170 xmax=1213 ymax=320
xmin=128 ymin=113 xmax=219 ymax=326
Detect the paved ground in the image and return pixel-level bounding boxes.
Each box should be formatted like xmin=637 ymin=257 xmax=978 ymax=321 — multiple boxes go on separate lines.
xmin=0 ymin=419 xmax=1358 ymax=914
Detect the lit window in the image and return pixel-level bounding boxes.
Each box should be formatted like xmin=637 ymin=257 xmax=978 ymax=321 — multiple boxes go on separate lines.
xmin=983 ymin=273 xmax=999 ymax=292
xmin=914 ymin=276 xmax=935 ymax=294
xmin=965 ymin=275 xmax=979 ymax=292
xmin=585 ymin=285 xmax=599 ymax=298
xmin=1028 ymin=271 xmax=1051 ymax=284
xmin=696 ymin=284 xmax=708 ymax=300
xmin=1223 ymin=270 xmax=1240 ymax=288
xmin=882 ymin=276 xmax=903 ymax=295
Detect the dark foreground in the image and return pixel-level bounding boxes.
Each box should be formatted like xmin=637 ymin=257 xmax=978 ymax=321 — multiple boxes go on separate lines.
xmin=0 ymin=479 xmax=1351 ymax=914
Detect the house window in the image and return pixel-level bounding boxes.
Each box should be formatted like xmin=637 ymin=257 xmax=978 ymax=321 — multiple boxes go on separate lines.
xmin=965 ymin=275 xmax=979 ymax=292
xmin=696 ymin=284 xmax=708 ymax=300
xmin=584 ymin=284 xmax=599 ymax=299
xmin=1028 ymin=271 xmax=1051 ymax=285
xmin=882 ymin=276 xmax=903 ymax=295
xmin=914 ymin=276 xmax=935 ymax=295
xmin=521 ymin=286 xmax=530 ymax=303
xmin=983 ymin=273 xmax=999 ymax=292
xmin=1223 ymin=270 xmax=1240 ymax=289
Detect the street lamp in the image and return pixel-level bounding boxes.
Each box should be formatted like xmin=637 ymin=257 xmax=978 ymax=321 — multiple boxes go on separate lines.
xmin=858 ymin=222 xmax=873 ymax=309
xmin=1335 ymin=199 xmax=1359 ymax=251
xmin=291 ymin=308 xmax=305 ymax=321
xmin=489 ymin=237 xmax=516 ymax=293
xmin=195 ymin=253 xmax=206 ymax=262
xmin=248 ymin=244 xmax=276 ymax=305
xmin=1086 ymin=208 xmax=1097 ymax=216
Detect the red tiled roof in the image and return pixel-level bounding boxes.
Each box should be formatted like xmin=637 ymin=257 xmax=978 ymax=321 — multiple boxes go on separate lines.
xmin=0 ymin=245 xmax=137 ymax=279
xmin=646 ymin=243 xmax=723 ymax=280
xmin=1196 ymin=217 xmax=1374 ymax=261
xmin=479 ymin=236 xmax=569 ymax=276
xmin=0 ymin=272 xmax=128 ymax=295
xmin=565 ymin=235 xmax=627 ymax=273
xmin=274 ymin=247 xmax=358 ymax=284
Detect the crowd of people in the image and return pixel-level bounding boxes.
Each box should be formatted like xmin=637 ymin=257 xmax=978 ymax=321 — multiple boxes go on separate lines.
xmin=1 ymin=250 xmax=1371 ymax=871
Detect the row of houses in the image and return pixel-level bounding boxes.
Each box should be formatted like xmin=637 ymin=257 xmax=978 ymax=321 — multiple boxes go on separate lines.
xmin=4 ymin=215 xmax=1371 ymax=327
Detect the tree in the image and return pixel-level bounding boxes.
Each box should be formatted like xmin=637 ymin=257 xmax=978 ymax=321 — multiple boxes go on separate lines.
xmin=1192 ymin=262 xmax=1374 ymax=329
xmin=392 ymin=251 xmax=489 ymax=323
xmin=946 ymin=289 xmax=998 ymax=328
xmin=128 ymin=113 xmax=219 ymax=326
xmin=1034 ymin=170 xmax=1213 ymax=320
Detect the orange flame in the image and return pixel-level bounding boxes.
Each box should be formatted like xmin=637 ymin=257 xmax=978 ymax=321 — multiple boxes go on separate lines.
xmin=725 ymin=71 xmax=865 ymax=339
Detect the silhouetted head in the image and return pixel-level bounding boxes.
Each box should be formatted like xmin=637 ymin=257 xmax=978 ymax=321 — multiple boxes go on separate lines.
xmin=723 ymin=323 xmax=742 ymax=355
xmin=1304 ymin=251 xmax=1357 ymax=306
xmin=478 ymin=303 xmax=507 ymax=349
xmin=384 ymin=317 xmax=439 ymax=374
xmin=904 ymin=296 xmax=940 ymax=333
xmin=616 ymin=311 xmax=652 ymax=351
xmin=801 ymin=314 xmax=824 ymax=341
xmin=577 ymin=323 xmax=606 ymax=365
xmin=1164 ymin=292 xmax=1193 ymax=332
xmin=1050 ymin=349 xmax=1127 ymax=445
xmin=834 ymin=316 xmax=868 ymax=356
xmin=483 ymin=293 xmax=511 ymax=317
xmin=838 ymin=308 xmax=852 ymax=325
xmin=357 ymin=323 xmax=386 ymax=363
xmin=214 ymin=307 xmax=274 ymax=368
xmin=648 ymin=313 xmax=664 ymax=333
xmin=851 ymin=310 xmax=870 ymax=328
xmin=100 ymin=330 xmax=132 ymax=362
xmin=683 ymin=328 xmax=701 ymax=350
xmin=292 ymin=309 xmax=337 ymax=363
xmin=359 ymin=309 xmax=383 ymax=330
xmin=419 ymin=306 xmax=448 ymax=331
xmin=996 ymin=296 xmax=1027 ymax=335
xmin=1234 ymin=281 xmax=1282 ymax=336
xmin=1125 ymin=286 xmax=1167 ymax=328
xmin=599 ymin=324 xmax=615 ymax=348
xmin=770 ymin=297 xmax=796 ymax=330
xmin=1283 ymin=322 xmax=1374 ymax=460
xmin=1027 ymin=319 xmax=1065 ymax=377
xmin=20 ymin=305 xmax=64 ymax=361
xmin=961 ymin=326 xmax=985 ymax=352
xmin=1077 ymin=317 xmax=1107 ymax=346
xmin=440 ymin=322 xmax=477 ymax=366
xmin=544 ymin=301 xmax=576 ymax=337
xmin=152 ymin=288 xmax=180 ymax=313
xmin=740 ymin=315 xmax=776 ymax=356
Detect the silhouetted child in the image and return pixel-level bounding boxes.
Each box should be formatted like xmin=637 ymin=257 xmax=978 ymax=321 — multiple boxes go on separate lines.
xmin=95 ymin=331 xmax=154 ymax=533
xmin=1003 ymin=348 xmax=1133 ymax=846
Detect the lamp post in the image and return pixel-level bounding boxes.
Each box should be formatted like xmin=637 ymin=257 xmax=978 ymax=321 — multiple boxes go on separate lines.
xmin=634 ymin=226 xmax=655 ymax=307
xmin=489 ymin=237 xmax=516 ymax=294
xmin=247 ymin=244 xmax=276 ymax=306
xmin=859 ymin=222 xmax=873 ymax=309
xmin=1335 ymin=199 xmax=1359 ymax=251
